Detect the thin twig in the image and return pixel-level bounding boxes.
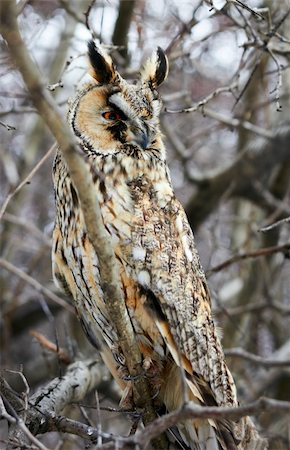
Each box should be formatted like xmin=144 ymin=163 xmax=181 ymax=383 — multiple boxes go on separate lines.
xmin=0 ymin=258 xmax=74 ymax=313
xmin=259 ymin=216 xmax=290 ymax=232
xmin=207 ymin=242 xmax=290 ymax=275
xmin=0 ymin=120 xmax=16 ymax=131
xmin=165 ymin=83 xmax=237 ymax=114
xmin=0 ymin=395 xmax=51 ymax=450
xmin=224 ymin=347 xmax=290 ymax=367
xmin=95 ymin=397 xmax=285 ymax=449
xmin=215 ymin=301 xmax=290 ymax=317
xmin=29 ymin=330 xmax=72 ymax=365
xmin=0 ymin=143 xmax=57 ymax=221
xmin=231 ymin=0 xmax=265 ymax=21
xmin=3 ymin=212 xmax=51 ymax=246
xmin=165 ymin=101 xmax=274 ymax=139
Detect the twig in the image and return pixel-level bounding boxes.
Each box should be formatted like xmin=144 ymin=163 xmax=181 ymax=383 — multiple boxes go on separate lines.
xmin=165 ymin=3 xmax=201 ymax=54
xmin=47 ymin=81 xmax=63 ymax=91
xmin=3 ymin=212 xmax=51 ymax=246
xmin=259 ymin=216 xmax=290 ymax=232
xmin=0 ymin=120 xmax=16 ymax=131
xmin=207 ymin=242 xmax=290 ymax=274
xmin=0 ymin=258 xmax=74 ymax=313
xmin=51 ymin=415 xmax=118 ymax=443
xmin=165 ymin=87 xmax=274 ymax=139
xmin=267 ymin=46 xmax=283 ymax=112
xmin=165 ymin=83 xmax=237 ymax=114
xmin=29 ymin=330 xmax=72 ymax=365
xmin=2 ymin=360 xmax=107 ymax=449
xmin=95 ymin=397 xmax=285 ymax=450
xmin=215 ymin=301 xmax=290 ymax=317
xmin=6 ymin=369 xmax=30 ymax=420
xmin=0 ymin=143 xmax=57 ymax=221
xmin=0 ymin=395 xmax=51 ymax=450
xmin=205 ymin=107 xmax=271 ymax=138
xmin=224 ymin=347 xmax=290 ymax=367
xmin=230 ymin=0 xmax=265 ymax=21
xmin=0 ymin=106 xmax=37 ymax=117
xmin=84 ymin=0 xmax=97 ymax=32
xmin=253 ymin=181 xmax=290 ymax=216
xmin=58 ymin=0 xmax=85 ymax=25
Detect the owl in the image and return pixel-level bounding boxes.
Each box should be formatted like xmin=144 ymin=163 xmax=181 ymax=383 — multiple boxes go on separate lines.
xmin=52 ymin=41 xmax=266 ymax=450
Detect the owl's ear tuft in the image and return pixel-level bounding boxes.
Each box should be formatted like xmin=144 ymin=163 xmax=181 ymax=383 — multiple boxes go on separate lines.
xmin=88 ymin=40 xmax=117 ymax=84
xmin=140 ymin=47 xmax=169 ymax=88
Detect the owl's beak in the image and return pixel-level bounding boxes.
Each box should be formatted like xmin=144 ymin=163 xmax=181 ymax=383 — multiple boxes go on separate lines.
xmin=127 ymin=126 xmax=149 ymax=150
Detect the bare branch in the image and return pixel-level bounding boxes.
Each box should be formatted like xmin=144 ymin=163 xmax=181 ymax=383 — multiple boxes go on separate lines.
xmin=0 ymin=120 xmax=16 ymax=131
xmin=0 ymin=258 xmax=74 ymax=313
xmin=95 ymin=396 xmax=286 ymax=449
xmin=224 ymin=347 xmax=290 ymax=367
xmin=165 ymin=95 xmax=274 ymax=139
xmin=29 ymin=330 xmax=72 ymax=365
xmin=0 ymin=143 xmax=57 ymax=221
xmin=0 ymin=395 xmax=51 ymax=450
xmin=165 ymin=83 xmax=238 ymax=114
xmin=207 ymin=242 xmax=290 ymax=275
xmin=185 ymin=124 xmax=290 ymax=229
xmin=216 ymin=301 xmax=290 ymax=317
xmin=259 ymin=215 xmax=290 ymax=232
xmin=2 ymin=213 xmax=51 ymax=246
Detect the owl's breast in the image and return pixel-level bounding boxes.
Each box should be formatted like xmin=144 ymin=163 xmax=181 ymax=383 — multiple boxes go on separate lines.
xmin=93 ymin=153 xmax=173 ymax=240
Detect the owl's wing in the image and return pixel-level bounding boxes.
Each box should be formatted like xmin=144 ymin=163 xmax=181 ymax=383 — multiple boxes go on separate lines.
xmin=52 ymin=221 xmax=128 ymax=391
xmin=121 ymin=194 xmax=237 ymax=409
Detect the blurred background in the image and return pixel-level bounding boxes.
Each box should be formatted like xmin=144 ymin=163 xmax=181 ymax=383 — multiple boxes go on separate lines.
xmin=1 ymin=0 xmax=290 ymax=448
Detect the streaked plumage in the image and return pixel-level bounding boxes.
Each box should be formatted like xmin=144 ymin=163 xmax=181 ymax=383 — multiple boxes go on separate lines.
xmin=52 ymin=41 xmax=266 ymax=449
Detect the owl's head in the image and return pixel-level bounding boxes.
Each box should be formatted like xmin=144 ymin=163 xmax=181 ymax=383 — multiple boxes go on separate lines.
xmin=68 ymin=41 xmax=168 ymax=156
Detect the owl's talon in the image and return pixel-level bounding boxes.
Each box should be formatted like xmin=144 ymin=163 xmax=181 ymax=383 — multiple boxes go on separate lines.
xmin=123 ymin=371 xmax=145 ymax=381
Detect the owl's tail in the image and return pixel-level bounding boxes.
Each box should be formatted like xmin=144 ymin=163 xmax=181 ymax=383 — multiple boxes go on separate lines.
xmin=160 ymin=363 xmax=261 ymax=450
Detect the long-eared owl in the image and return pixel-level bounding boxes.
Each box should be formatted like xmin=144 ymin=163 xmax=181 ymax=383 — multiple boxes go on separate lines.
xmin=52 ymin=41 xmax=266 ymax=450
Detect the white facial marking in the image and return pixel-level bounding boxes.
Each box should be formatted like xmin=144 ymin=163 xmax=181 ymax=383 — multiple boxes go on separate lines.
xmin=109 ymin=93 xmax=134 ymax=119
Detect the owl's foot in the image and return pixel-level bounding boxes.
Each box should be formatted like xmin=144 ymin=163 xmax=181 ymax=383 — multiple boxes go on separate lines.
xmin=120 ymin=382 xmax=134 ymax=410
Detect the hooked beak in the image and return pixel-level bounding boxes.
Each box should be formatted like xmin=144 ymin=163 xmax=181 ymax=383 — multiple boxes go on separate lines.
xmin=127 ymin=126 xmax=149 ymax=150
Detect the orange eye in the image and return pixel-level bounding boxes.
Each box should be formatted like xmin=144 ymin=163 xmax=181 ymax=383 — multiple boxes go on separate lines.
xmin=102 ymin=111 xmax=122 ymax=121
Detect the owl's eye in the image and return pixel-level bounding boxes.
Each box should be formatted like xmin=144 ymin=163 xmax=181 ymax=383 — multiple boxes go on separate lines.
xmin=102 ymin=111 xmax=122 ymax=121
